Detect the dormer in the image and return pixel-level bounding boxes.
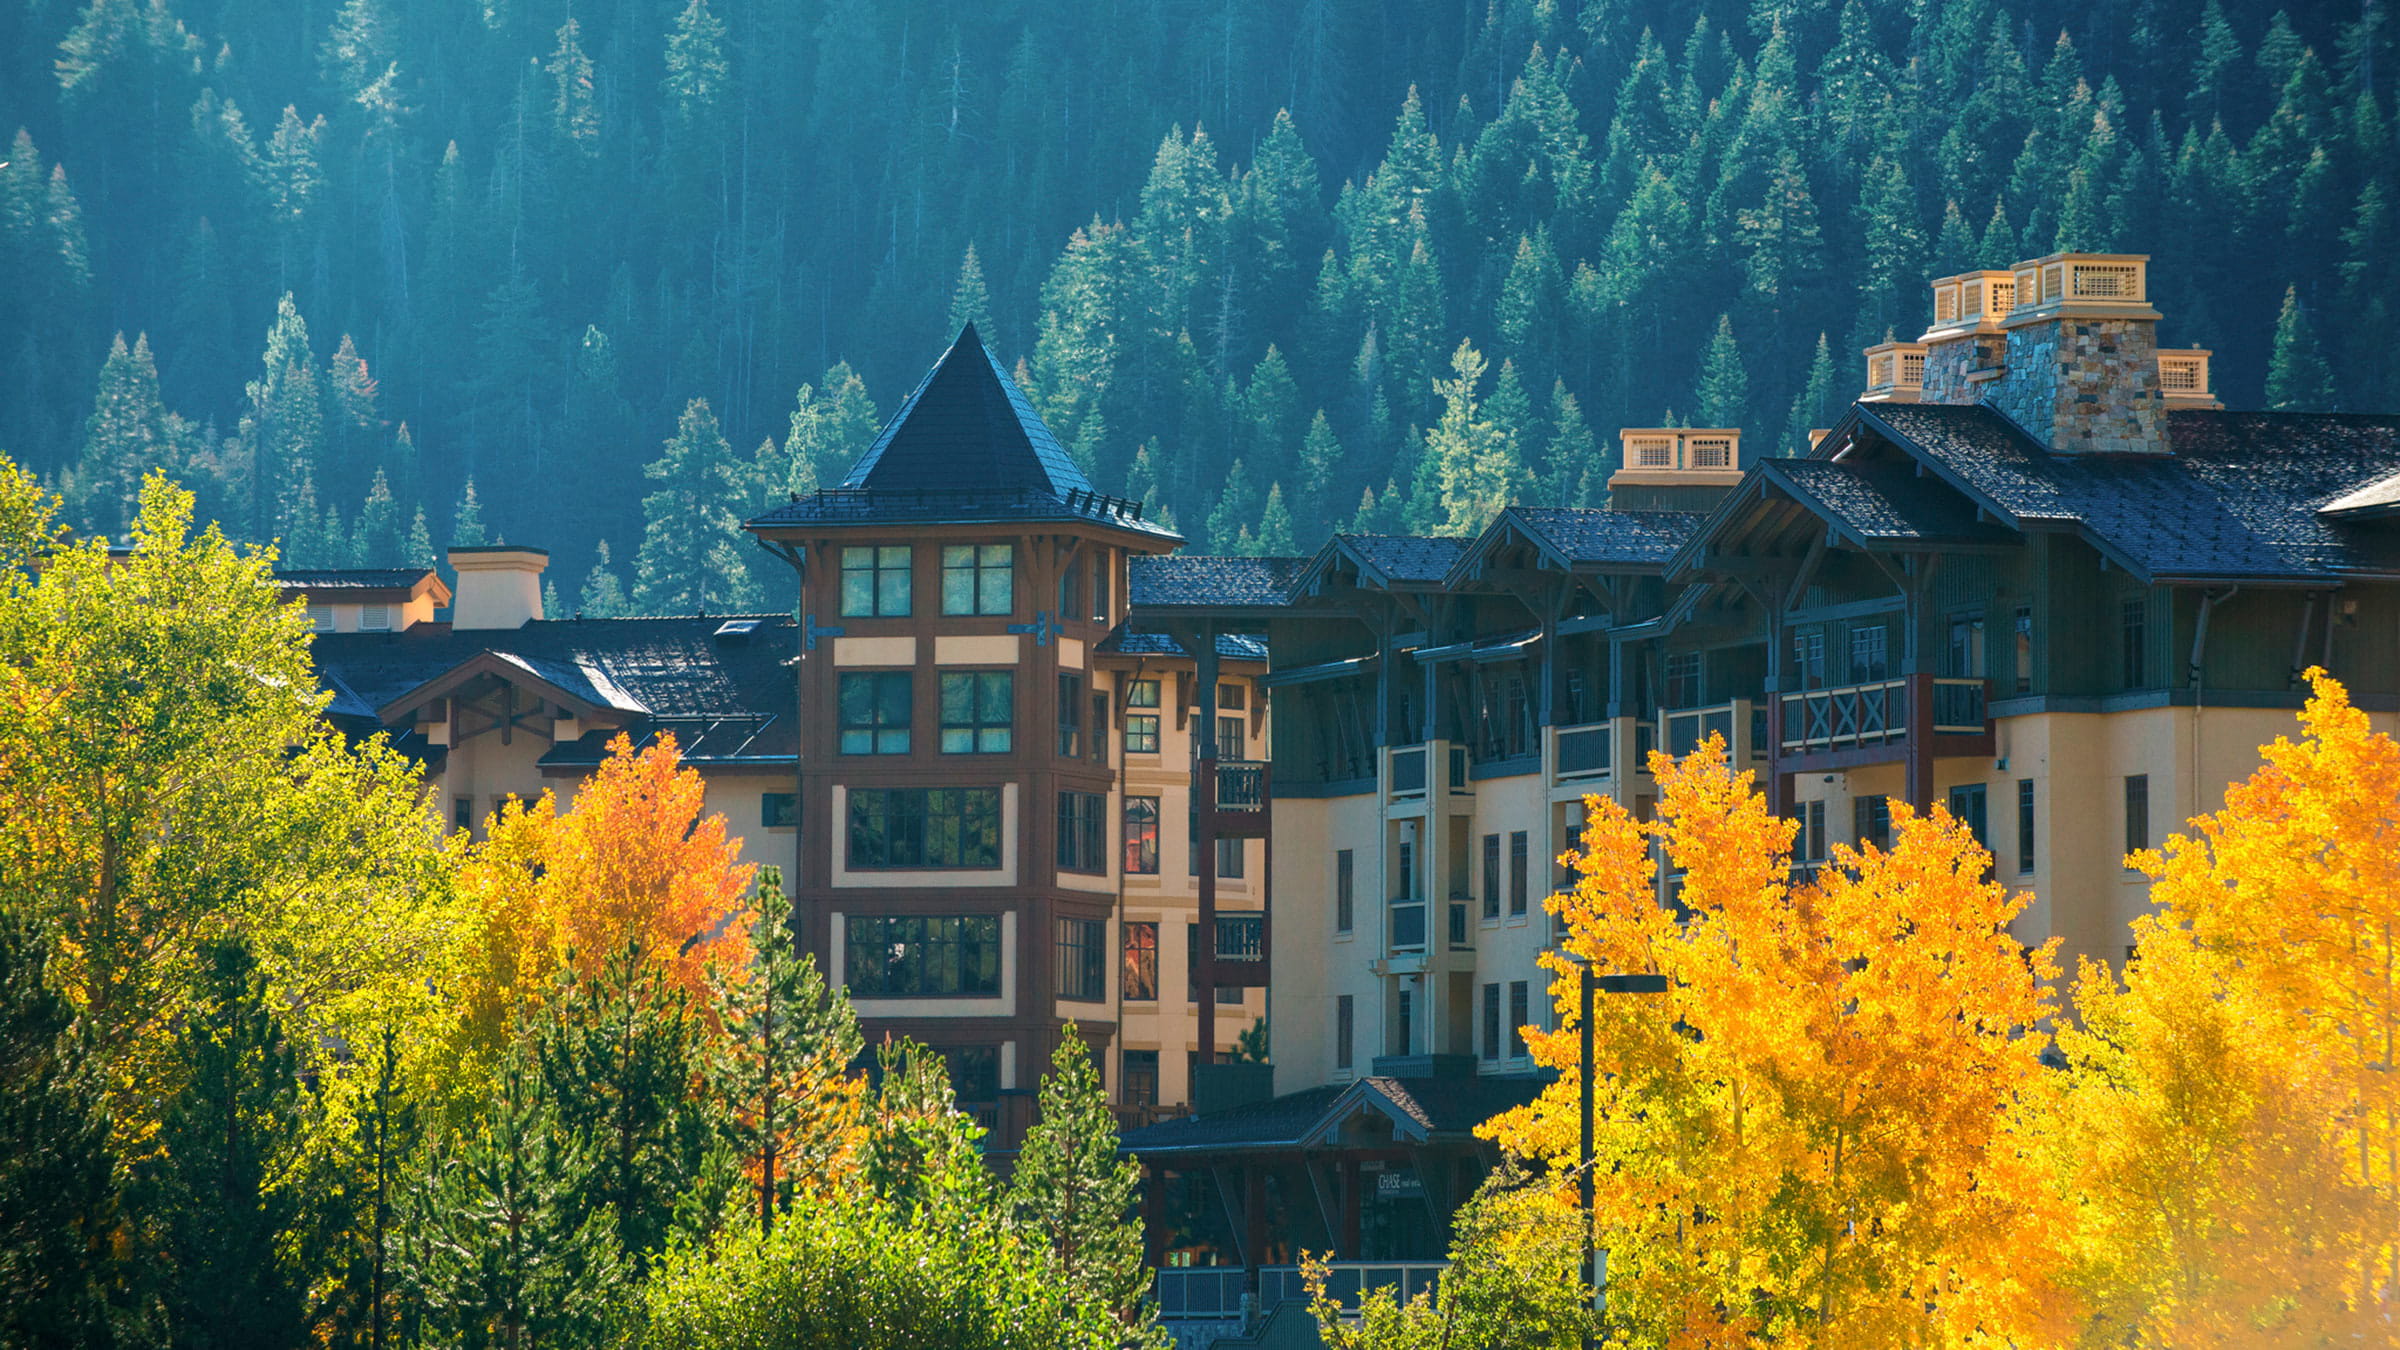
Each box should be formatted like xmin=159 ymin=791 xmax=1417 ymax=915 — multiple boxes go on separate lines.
xmin=277 ymin=567 xmax=451 ymax=634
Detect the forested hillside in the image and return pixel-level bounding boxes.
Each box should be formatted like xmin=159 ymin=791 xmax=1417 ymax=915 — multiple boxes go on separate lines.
xmin=1 ymin=0 xmax=2390 ymax=602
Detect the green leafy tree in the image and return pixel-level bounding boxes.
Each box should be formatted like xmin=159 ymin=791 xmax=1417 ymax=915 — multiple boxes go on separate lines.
xmin=1306 ymin=1168 xmax=1589 ymax=1350
xmin=0 ymin=908 xmax=123 ymax=1350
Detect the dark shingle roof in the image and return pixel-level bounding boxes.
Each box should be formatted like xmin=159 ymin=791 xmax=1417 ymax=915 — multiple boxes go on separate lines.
xmin=744 ymin=326 xmax=1177 ymax=541
xmin=1764 ymin=458 xmax=2016 ymax=546
xmin=1093 ymin=627 xmax=1269 ymax=661
xmin=310 ymin=615 xmax=797 ymax=761
xmin=1507 ymin=507 xmax=1705 ymax=567
xmin=1856 ymin=403 xmax=2400 ymax=581
xmin=1119 ymin=1085 xmax=1349 ymax=1154
xmin=1341 ymin=534 xmax=1470 ymax=584
xmin=1127 ymin=555 xmax=1309 ymax=609
xmin=1118 ymin=1074 xmax=1545 ymax=1157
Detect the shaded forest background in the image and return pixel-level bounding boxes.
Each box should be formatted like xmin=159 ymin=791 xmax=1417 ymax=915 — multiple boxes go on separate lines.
xmin=0 ymin=0 xmax=2391 ymax=606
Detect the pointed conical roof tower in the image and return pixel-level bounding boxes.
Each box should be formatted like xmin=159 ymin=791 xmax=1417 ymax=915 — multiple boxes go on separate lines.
xmin=746 ymin=326 xmax=1176 ymax=542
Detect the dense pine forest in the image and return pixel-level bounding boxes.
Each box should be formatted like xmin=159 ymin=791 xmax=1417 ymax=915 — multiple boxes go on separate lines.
xmin=0 ymin=0 xmax=2390 ymax=603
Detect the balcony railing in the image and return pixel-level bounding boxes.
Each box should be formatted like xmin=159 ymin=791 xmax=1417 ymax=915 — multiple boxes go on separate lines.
xmin=1554 ymin=722 xmax=1610 ymax=778
xmin=1389 ymin=746 xmax=1427 ymax=796
xmin=1261 ymin=1263 xmax=1447 ymax=1315
xmin=1389 ymin=900 xmax=1426 ymax=950
xmin=1215 ymin=912 xmax=1264 ymax=963
xmin=1215 ymin=759 xmax=1267 ymax=812
xmin=1779 ymin=677 xmax=1990 ymax=755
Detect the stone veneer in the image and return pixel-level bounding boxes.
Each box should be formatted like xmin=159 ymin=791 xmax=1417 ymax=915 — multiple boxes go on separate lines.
xmin=1920 ymin=332 xmax=2007 ymax=406
xmin=1987 ymin=316 xmax=2168 ymax=455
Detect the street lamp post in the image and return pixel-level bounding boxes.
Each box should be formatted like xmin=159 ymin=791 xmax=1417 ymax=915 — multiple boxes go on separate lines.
xmin=1578 ymin=966 xmax=1669 ymax=1350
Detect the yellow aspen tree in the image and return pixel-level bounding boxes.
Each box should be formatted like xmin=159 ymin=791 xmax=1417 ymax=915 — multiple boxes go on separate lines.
xmin=1484 ymin=739 xmax=2070 ymax=1348
xmin=2047 ymin=670 xmax=2396 ymax=1340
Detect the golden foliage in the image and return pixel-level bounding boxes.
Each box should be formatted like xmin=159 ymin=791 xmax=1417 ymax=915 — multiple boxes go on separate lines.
xmin=1486 ymin=738 xmax=2068 ymax=1348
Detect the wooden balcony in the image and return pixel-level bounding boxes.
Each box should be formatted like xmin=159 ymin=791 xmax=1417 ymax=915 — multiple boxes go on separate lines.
xmin=1208 ymin=758 xmax=1271 ymax=836
xmin=1775 ymin=676 xmax=1994 ymax=773
xmin=1662 ymin=699 xmax=1770 ymax=764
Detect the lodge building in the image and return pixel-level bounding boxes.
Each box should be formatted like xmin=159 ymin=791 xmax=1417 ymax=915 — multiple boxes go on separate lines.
xmin=1120 ymin=252 xmax=2400 ymax=1327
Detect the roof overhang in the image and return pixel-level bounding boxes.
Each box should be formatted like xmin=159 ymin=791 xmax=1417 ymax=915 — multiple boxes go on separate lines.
xmin=375 ymin=649 xmax=646 ymax=724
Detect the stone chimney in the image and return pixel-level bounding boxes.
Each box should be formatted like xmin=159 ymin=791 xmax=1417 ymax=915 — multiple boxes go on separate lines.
xmin=448 ymin=545 xmax=548 ymax=630
xmin=1913 ymin=269 xmax=2017 ymax=404
xmin=1987 ymin=252 xmax=2168 ymax=455
xmin=1608 ymin=428 xmax=1745 ymax=512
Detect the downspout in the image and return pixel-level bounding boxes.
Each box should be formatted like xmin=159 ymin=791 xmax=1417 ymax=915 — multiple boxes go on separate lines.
xmin=2188 ymin=587 xmax=2237 ymax=829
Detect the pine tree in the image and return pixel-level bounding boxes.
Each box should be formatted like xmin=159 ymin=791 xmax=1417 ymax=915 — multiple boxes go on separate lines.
xmin=1425 ymin=340 xmax=1521 ymax=536
xmin=663 ymin=0 xmax=731 ymax=139
xmin=948 ymin=245 xmax=994 ymax=339
xmin=1692 ymin=315 xmax=1750 ymax=429
xmin=451 ymin=479 xmax=488 ymax=547
xmin=1295 ymin=411 xmax=1344 ymax=528
xmin=2267 ymin=286 xmax=2337 ymax=411
xmin=411 ymin=1058 xmax=623 ymax=1348
xmin=1006 ymin=1037 xmax=1151 ymax=1322
xmin=1543 ymin=381 xmax=1601 ymax=508
xmin=633 ymin=400 xmax=756 ymax=614
xmin=239 ymin=294 xmax=325 ymax=543
xmin=579 ymin=540 xmax=632 ymax=618
xmin=286 ymin=472 xmax=326 ymax=566
xmin=1255 ymin=484 xmax=1297 ymax=555
xmin=1932 ymin=198 xmax=1978 ymax=276
xmin=1979 ymin=197 xmax=2020 ymax=268
xmin=352 ymin=468 xmax=403 ymax=567
xmin=713 ymin=867 xmax=864 ymax=1233
xmin=1204 ymin=460 xmax=1260 ymax=553
xmin=134 ymin=942 xmax=311 ymax=1350
xmin=546 ymin=18 xmax=601 ymax=155
xmin=405 ymin=507 xmax=435 ymax=570
xmin=1783 ymin=333 xmax=1839 ymax=454
xmin=0 ymin=909 xmax=121 ymax=1350
xmin=75 ymin=332 xmax=176 ymax=536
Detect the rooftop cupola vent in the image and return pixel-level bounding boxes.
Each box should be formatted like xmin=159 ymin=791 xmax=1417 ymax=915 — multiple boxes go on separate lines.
xmin=1860 ymin=341 xmax=1927 ymax=403
xmin=1923 ymin=270 xmax=2018 ymax=340
xmin=2157 ymin=349 xmax=2220 ymax=408
xmin=1608 ymin=427 xmax=1746 ymax=512
xmin=2003 ymin=252 xmax=2159 ymax=326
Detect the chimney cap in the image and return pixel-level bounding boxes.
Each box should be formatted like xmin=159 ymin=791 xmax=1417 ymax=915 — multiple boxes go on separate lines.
xmin=447 ymin=544 xmax=551 ymax=560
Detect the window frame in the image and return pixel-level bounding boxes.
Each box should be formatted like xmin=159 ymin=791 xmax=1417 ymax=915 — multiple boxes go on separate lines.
xmin=1481 ymin=834 xmax=1501 ymax=920
xmin=940 ymin=542 xmax=1015 ymax=616
xmin=1056 ymin=916 xmax=1106 ymax=1001
xmin=2016 ymin=778 xmax=2036 ymax=875
xmin=1481 ymin=982 xmax=1501 ymax=1062
xmin=2124 ymin=774 xmax=2149 ymax=859
xmin=839 ymin=544 xmax=913 ymax=618
xmin=1122 ymin=796 xmax=1161 ymax=875
xmin=846 ymin=786 xmax=1001 ymax=869
xmin=838 ymin=670 xmax=913 ymax=756
xmin=1121 ymin=921 xmax=1159 ymax=1001
xmin=1057 ymin=673 xmax=1083 ymax=758
xmin=1335 ymin=849 xmax=1355 ymax=932
xmin=937 ymin=669 xmax=1014 ymax=754
xmin=1125 ymin=712 xmax=1161 ymax=754
xmin=762 ymin=792 xmax=797 ymax=828
xmin=1508 ymin=831 xmax=1529 ymax=916
xmin=2121 ymin=599 xmax=2148 ymax=688
xmin=1335 ymin=994 xmax=1355 ymax=1071
xmin=1057 ymin=789 xmax=1107 ymax=875
xmin=1507 ymin=980 xmax=1530 ymax=1059
xmin=843 ymin=914 xmax=1002 ymax=996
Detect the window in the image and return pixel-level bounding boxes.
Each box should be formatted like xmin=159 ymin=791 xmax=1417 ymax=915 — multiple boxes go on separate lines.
xmin=1792 ymin=631 xmax=1825 ymax=689
xmin=1481 ymin=983 xmax=1500 ymax=1061
xmin=1801 ymin=800 xmax=1827 ymax=862
xmin=1217 ymin=835 xmax=1245 ymax=879
xmin=1664 ymin=651 xmax=1703 ymax=708
xmin=1946 ymin=613 xmax=1986 ymax=679
xmin=1121 ymin=922 xmax=1158 ymax=1001
xmin=1057 ymin=562 xmax=1082 ymax=620
xmin=762 ymin=792 xmax=797 ymax=828
xmin=847 ymin=787 xmax=1001 ymax=868
xmin=1335 ymin=849 xmax=1355 ymax=932
xmin=1057 ymin=673 xmax=1083 ymax=757
xmin=1091 ymin=693 xmax=1109 ymax=761
xmin=1508 ymin=981 xmax=1530 ymax=1059
xmin=1125 ymin=712 xmax=1160 ymax=754
xmin=1394 ymin=988 xmax=1414 ymax=1055
xmin=938 ymin=671 xmax=1013 ymax=753
xmin=359 ymin=603 xmax=392 ymax=631
xmin=1057 ymin=917 xmax=1105 ymax=1001
xmin=940 ymin=543 xmax=1013 ymax=615
xmin=1122 ymin=1049 xmax=1158 ymax=1106
xmin=307 ymin=604 xmax=334 ymax=632
xmin=1481 ymin=834 xmax=1501 ymax=920
xmin=1947 ymin=783 xmax=1988 ymax=852
xmin=2016 ymin=779 xmax=2036 ymax=875
xmin=1396 ymin=837 xmax=1418 ymax=900
xmin=1336 ymin=995 xmax=1355 ymax=1070
xmin=1092 ymin=563 xmax=1111 ymax=623
xmin=453 ymin=795 xmax=474 ymax=830
xmin=940 ymin=1045 xmax=1000 ymax=1101
xmin=2121 ymin=600 xmax=2147 ymax=687
xmin=1216 ymin=714 xmax=1246 ymax=758
xmin=1850 ymin=624 xmax=1889 ymax=681
xmin=840 ymin=545 xmax=912 ymax=617
xmin=1127 ymin=678 xmax=1161 ymax=709
xmin=1509 ymin=831 xmax=1529 ymax=916
xmin=1854 ymin=794 xmax=1892 ymax=851
xmin=1057 ymin=791 xmax=1106 ymax=874
xmin=844 ymin=915 xmax=1001 ymax=995
xmin=2124 ymin=774 xmax=2149 ymax=858
xmin=2013 ymin=606 xmax=2034 ymax=694
xmin=839 ymin=671 xmax=912 ymax=755
xmin=1564 ymin=669 xmax=1591 ymax=722
xmin=1122 ymin=797 xmax=1160 ymax=874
